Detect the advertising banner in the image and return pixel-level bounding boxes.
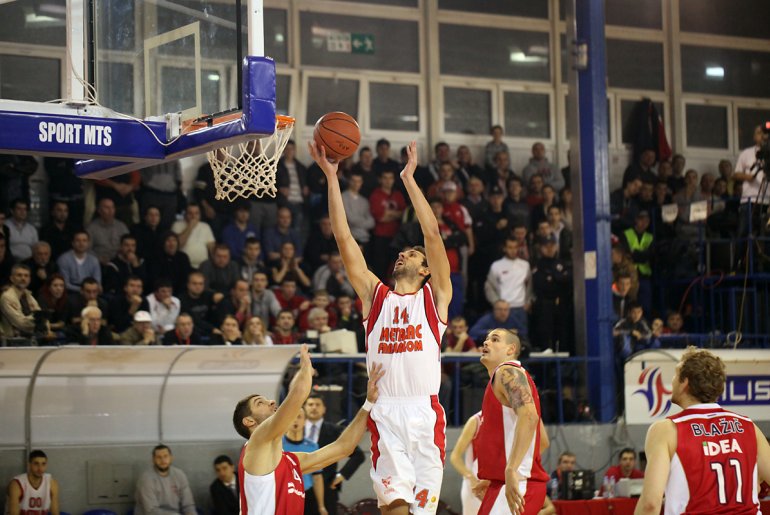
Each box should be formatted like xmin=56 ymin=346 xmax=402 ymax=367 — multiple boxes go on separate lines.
xmin=624 ymin=349 xmax=770 ymax=425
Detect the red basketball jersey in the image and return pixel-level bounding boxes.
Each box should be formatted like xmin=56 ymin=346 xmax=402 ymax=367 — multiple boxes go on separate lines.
xmin=238 ymin=447 xmax=306 ymax=515
xmin=476 ymin=360 xmax=549 ymax=484
xmin=665 ymin=404 xmax=760 ymax=515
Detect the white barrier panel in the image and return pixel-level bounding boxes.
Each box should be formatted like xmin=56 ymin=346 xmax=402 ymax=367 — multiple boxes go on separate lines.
xmin=0 ymin=345 xmax=301 ymax=446
xmin=625 ymin=349 xmax=770 ymax=425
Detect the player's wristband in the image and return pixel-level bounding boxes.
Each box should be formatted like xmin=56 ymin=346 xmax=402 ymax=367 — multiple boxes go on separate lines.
xmin=362 ymin=400 xmax=374 ymax=412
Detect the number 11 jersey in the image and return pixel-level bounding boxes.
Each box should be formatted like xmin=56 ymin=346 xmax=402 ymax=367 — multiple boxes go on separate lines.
xmin=665 ymin=403 xmax=760 ymax=515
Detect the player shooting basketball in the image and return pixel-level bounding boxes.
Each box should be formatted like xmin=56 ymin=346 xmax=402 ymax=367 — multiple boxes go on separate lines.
xmin=309 ymin=140 xmax=452 ymax=514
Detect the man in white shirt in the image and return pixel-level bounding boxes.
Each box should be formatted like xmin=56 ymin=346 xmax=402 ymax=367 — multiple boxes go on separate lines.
xmin=5 ymin=198 xmax=38 ymax=260
xmin=171 ymin=203 xmax=216 ymax=268
xmin=734 ymin=124 xmax=769 ymax=240
xmin=341 ymin=173 xmax=375 ymax=246
xmin=484 ymin=236 xmax=532 ymax=338
xmin=146 ymin=279 xmax=181 ymax=335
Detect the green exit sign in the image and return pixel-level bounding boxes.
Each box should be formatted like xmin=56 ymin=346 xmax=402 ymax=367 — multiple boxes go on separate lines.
xmin=351 ymin=33 xmax=375 ymax=54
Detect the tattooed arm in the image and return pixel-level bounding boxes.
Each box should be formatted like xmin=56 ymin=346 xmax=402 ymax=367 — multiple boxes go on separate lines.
xmin=493 ymin=365 xmax=540 ymax=514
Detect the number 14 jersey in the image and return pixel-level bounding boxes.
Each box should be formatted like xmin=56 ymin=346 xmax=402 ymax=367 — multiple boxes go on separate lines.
xmin=665 ymin=403 xmax=760 ymax=515
xmin=364 ymin=282 xmax=446 ymax=398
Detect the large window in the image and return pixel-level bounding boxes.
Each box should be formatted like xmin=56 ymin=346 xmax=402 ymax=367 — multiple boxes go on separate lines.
xmin=504 ymin=91 xmax=550 ymax=139
xmin=300 ymin=13 xmax=419 ymax=73
xmin=443 ymin=87 xmax=491 ymax=135
xmin=276 ymin=74 xmax=291 ymax=116
xmin=370 ymin=83 xmax=420 ymax=132
xmin=439 ymin=0 xmax=548 ymax=18
xmin=680 ymin=0 xmax=766 ymax=39
xmin=685 ymin=104 xmax=729 ymax=149
xmin=606 ymin=40 xmax=664 ymax=91
xmin=737 ymin=107 xmax=770 ymax=149
xmin=0 ymin=55 xmax=60 ymax=102
xmin=306 ymin=77 xmax=359 ymax=125
xmin=440 ymin=25 xmax=550 ymax=82
xmin=681 ymin=46 xmax=770 ymax=98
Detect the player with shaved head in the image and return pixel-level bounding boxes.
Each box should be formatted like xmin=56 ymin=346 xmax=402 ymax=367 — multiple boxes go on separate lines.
xmin=310 ymin=140 xmax=452 ymax=514
xmin=474 ymin=329 xmax=549 ymax=514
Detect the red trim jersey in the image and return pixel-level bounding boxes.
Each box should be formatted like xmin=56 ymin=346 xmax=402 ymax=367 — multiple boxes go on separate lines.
xmin=476 ymin=360 xmax=549 ymax=484
xmin=9 ymin=474 xmax=51 ymax=515
xmin=665 ymin=403 xmax=760 ymax=515
xmin=364 ymin=282 xmax=446 ymax=397
xmin=238 ymin=447 xmax=305 ymax=515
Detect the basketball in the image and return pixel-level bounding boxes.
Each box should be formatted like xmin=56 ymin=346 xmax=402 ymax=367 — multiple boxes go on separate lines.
xmin=313 ymin=112 xmax=361 ymax=161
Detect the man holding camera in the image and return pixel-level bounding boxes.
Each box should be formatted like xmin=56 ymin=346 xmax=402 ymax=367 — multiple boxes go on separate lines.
xmin=734 ymin=124 xmax=769 ymax=238
xmin=0 ymin=264 xmax=48 ymax=339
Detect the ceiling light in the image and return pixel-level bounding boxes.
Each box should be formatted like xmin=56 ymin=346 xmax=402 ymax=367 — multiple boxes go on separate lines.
xmin=706 ymin=66 xmax=724 ymax=78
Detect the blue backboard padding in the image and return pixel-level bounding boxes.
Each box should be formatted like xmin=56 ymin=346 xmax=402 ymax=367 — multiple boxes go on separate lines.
xmin=0 ymin=110 xmax=166 ymax=160
xmin=74 ymin=56 xmax=277 ymax=178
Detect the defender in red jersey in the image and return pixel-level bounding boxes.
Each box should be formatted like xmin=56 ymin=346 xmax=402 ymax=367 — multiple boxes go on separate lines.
xmin=474 ymin=329 xmax=549 ymax=515
xmin=635 ymin=347 xmax=770 ymax=515
xmin=232 ymin=345 xmax=384 ymax=515
xmin=309 ymin=140 xmax=452 ymax=514
xmin=6 ymin=450 xmax=60 ymax=515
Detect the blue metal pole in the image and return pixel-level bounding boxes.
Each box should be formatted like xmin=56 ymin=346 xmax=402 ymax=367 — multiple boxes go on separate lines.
xmin=567 ymin=0 xmax=616 ymax=421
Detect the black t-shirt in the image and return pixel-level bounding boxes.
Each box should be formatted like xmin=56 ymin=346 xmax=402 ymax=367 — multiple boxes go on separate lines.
xmin=179 ymin=290 xmax=217 ymax=334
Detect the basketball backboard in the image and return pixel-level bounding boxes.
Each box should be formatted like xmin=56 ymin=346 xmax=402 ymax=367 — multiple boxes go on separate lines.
xmin=0 ymin=0 xmax=279 ymax=178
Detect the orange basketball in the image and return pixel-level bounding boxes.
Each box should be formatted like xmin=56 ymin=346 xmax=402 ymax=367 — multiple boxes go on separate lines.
xmin=313 ymin=112 xmax=361 ymax=162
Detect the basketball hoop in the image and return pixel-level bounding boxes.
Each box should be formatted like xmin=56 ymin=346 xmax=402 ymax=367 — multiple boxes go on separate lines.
xmin=207 ymin=115 xmax=295 ymax=202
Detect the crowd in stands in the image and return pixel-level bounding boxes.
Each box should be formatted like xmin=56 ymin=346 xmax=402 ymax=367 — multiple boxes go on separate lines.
xmin=0 ymin=123 xmax=766 ymax=361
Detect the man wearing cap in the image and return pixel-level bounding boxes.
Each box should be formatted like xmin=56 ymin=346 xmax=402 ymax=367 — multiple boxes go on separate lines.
xmin=118 ymin=310 xmax=157 ymax=345
xmin=471 ymin=184 xmax=511 ymax=308
xmin=532 ymin=234 xmax=572 ymax=352
xmin=622 ymin=210 xmax=653 ymax=316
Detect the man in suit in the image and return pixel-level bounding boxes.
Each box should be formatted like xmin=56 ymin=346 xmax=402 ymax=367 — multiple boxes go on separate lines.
xmin=303 ymin=393 xmax=366 ymax=515
xmin=209 ymin=455 xmax=238 ymax=515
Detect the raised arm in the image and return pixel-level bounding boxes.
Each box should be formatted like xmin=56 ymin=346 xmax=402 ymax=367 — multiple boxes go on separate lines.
xmin=494 ymin=365 xmax=540 ymax=515
xmin=297 ymin=363 xmax=384 ymax=473
xmin=308 ymin=142 xmax=378 ymax=312
xmin=400 ymin=141 xmax=452 ymax=319
xmin=251 ymin=345 xmax=314 ymax=442
xmin=634 ymin=419 xmax=675 ymax=515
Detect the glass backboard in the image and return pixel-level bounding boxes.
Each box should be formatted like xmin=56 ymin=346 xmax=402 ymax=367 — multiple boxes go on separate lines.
xmin=91 ymin=0 xmax=251 ymax=122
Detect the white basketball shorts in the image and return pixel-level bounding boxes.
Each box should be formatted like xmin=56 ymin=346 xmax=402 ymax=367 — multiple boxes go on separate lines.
xmin=367 ymin=395 xmax=446 ymax=513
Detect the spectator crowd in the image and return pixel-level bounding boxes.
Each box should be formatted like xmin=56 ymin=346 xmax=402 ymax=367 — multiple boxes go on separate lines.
xmin=0 ymin=122 xmax=766 ymax=363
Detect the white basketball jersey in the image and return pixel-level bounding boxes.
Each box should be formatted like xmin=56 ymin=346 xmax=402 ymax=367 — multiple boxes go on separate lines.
xmin=364 ymin=282 xmax=446 ymax=397
xmin=8 ymin=474 xmax=51 ymax=515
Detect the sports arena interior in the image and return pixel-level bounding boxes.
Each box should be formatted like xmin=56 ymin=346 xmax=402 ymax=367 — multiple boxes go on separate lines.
xmin=1 ymin=0 xmax=769 ymax=513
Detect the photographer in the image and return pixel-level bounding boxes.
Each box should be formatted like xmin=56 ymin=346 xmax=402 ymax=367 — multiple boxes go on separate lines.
xmin=734 ymin=124 xmax=769 ymax=241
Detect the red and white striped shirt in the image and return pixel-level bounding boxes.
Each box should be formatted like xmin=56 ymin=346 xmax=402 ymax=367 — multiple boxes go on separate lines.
xmin=238 ymin=447 xmax=305 ymax=515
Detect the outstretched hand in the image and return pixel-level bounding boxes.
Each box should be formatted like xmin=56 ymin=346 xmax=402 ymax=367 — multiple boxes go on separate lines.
xmin=366 ymin=362 xmax=386 ymax=403
xmin=308 ymin=140 xmax=339 ymax=180
xmin=298 ymin=343 xmax=313 ymax=373
xmin=399 ymin=141 xmax=419 ymax=181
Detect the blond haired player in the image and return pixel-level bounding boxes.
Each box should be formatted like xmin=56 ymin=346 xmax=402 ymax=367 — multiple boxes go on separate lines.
xmin=634 ymin=348 xmax=770 ymax=515
xmin=309 ymin=140 xmax=452 ymax=514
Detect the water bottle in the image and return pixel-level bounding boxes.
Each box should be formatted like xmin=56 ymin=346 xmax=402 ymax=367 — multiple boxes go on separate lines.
xmin=608 ymin=476 xmax=616 ymax=498
xmin=549 ymin=477 xmax=559 ymax=500
xmin=602 ymin=476 xmax=610 ymax=498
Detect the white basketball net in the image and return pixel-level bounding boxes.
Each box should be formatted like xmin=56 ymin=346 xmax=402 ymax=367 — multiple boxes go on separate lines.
xmin=208 ymin=116 xmax=295 ymax=201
